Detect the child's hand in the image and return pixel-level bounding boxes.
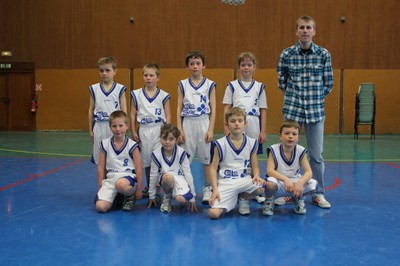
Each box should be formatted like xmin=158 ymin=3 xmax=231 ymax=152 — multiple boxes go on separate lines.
xmin=284 ymin=180 xmax=294 ymax=193
xmin=252 ymin=175 xmax=266 ymax=186
xmin=293 ymin=182 xmax=304 ymax=198
xmin=258 ymin=133 xmax=266 ymax=144
xmin=205 ymin=130 xmax=213 ymax=143
xmin=131 ymin=132 xmax=140 ymax=143
xmin=135 ymin=189 xmax=143 ymax=200
xmin=179 ymin=133 xmax=186 ymax=144
xmin=188 ymin=202 xmax=198 ymax=213
xmin=208 ymin=191 xmax=220 ymax=206
xmin=148 ymin=199 xmax=158 ymax=208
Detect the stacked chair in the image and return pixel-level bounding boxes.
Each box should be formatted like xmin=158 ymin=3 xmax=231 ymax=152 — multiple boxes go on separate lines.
xmin=354 ymin=83 xmax=376 ymax=139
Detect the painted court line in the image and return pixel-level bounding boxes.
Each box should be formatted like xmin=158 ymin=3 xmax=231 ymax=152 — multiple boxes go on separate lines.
xmin=0 ymin=159 xmax=86 ymax=191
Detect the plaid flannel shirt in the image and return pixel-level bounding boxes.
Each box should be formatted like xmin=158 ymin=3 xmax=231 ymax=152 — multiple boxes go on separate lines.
xmin=277 ymin=42 xmax=334 ymax=123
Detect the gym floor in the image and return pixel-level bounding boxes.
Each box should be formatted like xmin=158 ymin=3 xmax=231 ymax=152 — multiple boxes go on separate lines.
xmin=0 ymin=132 xmax=399 ymax=266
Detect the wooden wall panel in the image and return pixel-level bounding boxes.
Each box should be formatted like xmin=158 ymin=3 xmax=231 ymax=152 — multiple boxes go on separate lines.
xmin=1 ymin=0 xmax=399 ymax=69
xmin=35 ymin=69 xmax=131 ymax=130
xmin=343 ymin=70 xmax=400 ymax=134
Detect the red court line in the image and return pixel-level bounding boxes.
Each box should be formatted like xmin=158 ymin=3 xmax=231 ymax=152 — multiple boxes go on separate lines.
xmin=325 ymin=177 xmax=341 ymax=191
xmin=0 ymin=158 xmax=86 ymax=191
xmin=385 ymin=162 xmax=400 ymax=169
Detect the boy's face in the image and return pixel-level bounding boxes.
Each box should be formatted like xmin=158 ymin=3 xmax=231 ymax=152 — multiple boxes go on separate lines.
xmin=110 ymin=117 xmax=128 ymax=138
xmin=225 ymin=114 xmax=246 ymax=135
xmin=279 ymin=126 xmax=299 ymax=147
xmin=187 ymin=57 xmax=205 ymax=78
xmin=99 ymin=63 xmax=116 ymax=83
xmin=239 ymin=58 xmax=255 ymax=80
xmin=160 ymin=132 xmax=177 ymax=153
xmin=142 ymin=68 xmax=160 ymax=89
xmin=296 ymin=20 xmax=316 ymax=44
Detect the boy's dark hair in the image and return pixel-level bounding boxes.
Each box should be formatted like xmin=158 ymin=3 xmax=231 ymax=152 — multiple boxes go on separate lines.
xmin=109 ymin=110 xmax=129 ymax=126
xmin=279 ymin=120 xmax=300 ymax=134
xmin=225 ymin=107 xmax=246 ymax=123
xmin=160 ymin=123 xmax=181 ymax=139
xmin=98 ymin=56 xmax=118 ymax=69
xmin=142 ymin=63 xmax=160 ymax=76
xmin=185 ymin=50 xmax=205 ymax=66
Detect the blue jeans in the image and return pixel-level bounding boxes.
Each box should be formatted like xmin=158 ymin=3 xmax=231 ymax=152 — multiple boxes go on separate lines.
xmin=301 ymin=120 xmax=325 ymax=194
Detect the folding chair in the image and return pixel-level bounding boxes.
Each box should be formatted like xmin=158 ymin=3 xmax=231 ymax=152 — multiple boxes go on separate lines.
xmin=354 ymin=83 xmax=376 ymax=139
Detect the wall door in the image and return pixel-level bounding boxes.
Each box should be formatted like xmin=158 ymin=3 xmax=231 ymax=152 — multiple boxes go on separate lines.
xmin=0 ymin=62 xmax=35 ymax=131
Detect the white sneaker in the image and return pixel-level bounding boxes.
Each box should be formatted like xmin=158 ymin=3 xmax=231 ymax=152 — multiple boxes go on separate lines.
xmin=293 ymin=197 xmax=306 ymax=215
xmin=254 ymin=195 xmax=266 ymax=204
xmin=202 ymin=185 xmax=212 ymax=204
xmin=274 ymin=196 xmax=292 ymax=206
xmin=262 ymin=199 xmax=274 ymax=216
xmin=238 ymin=198 xmax=250 ymax=215
xmin=160 ymin=193 xmax=172 ymax=213
xmin=312 ymin=194 xmax=331 ymax=209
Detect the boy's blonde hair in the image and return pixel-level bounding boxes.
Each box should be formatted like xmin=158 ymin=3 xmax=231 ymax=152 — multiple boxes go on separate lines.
xmin=98 ymin=56 xmax=118 ymax=69
xmin=142 ymin=63 xmax=160 ymax=76
xmin=279 ymin=120 xmax=300 ymax=134
xmin=109 ymin=110 xmax=129 ymax=126
xmin=237 ymin=52 xmax=256 ymax=67
xmin=185 ymin=50 xmax=205 ymax=66
xmin=296 ymin=15 xmax=316 ymax=29
xmin=225 ymin=107 xmax=246 ymax=123
xmin=160 ymin=123 xmax=181 ymax=139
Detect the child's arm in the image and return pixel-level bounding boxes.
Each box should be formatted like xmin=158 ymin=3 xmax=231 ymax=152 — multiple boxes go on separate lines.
xmin=293 ymin=155 xmax=313 ymax=198
xmin=129 ymin=98 xmax=140 ymax=142
xmin=267 ymin=154 xmax=294 ymax=192
xmin=181 ymin=154 xmax=198 ymax=212
xmin=120 ymin=91 xmax=127 ymax=114
xmin=250 ymin=150 xmax=266 ymax=186
xmin=148 ymin=159 xmax=160 ymax=208
xmin=223 ymin=104 xmax=232 ymax=136
xmin=258 ymin=108 xmax=267 ymax=144
xmin=97 ymin=150 xmax=107 ymax=190
xmin=208 ymin=146 xmax=221 ymax=206
xmin=176 ymin=86 xmax=185 ymax=144
xmin=164 ymin=98 xmax=171 ymax=124
xmin=205 ymin=87 xmax=216 ymax=143
xmin=132 ymin=147 xmax=143 ymax=200
xmin=88 ymin=97 xmax=95 ymax=142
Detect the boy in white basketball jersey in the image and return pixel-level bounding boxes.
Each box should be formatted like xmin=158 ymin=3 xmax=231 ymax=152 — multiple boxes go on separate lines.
xmin=177 ymin=51 xmax=216 ymax=204
xmin=222 ymin=52 xmax=267 ymax=205
xmin=130 ymin=63 xmax=171 ymax=197
xmin=95 ymin=111 xmax=143 ymax=213
xmin=147 ymin=124 xmax=197 ymax=213
xmin=88 ymin=56 xmax=127 ymax=164
xmin=262 ymin=120 xmax=317 ymax=216
xmin=208 ymin=107 xmax=266 ymax=219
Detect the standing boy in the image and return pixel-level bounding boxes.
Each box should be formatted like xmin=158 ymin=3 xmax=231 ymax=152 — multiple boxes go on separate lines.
xmin=88 ymin=56 xmax=127 ymax=164
xmin=222 ymin=51 xmax=267 ymax=205
xmin=177 ymin=51 xmax=216 ymax=204
xmin=130 ymin=63 xmax=171 ymax=197
xmin=95 ymin=111 xmax=143 ymax=213
xmin=277 ymin=15 xmax=333 ymax=208
xmin=208 ymin=107 xmax=265 ymax=219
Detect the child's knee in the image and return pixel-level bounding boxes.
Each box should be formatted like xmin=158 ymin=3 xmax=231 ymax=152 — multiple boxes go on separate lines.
xmin=175 ymin=195 xmax=186 ymax=205
xmin=96 ymin=201 xmax=111 ymax=213
xmin=208 ymin=208 xmax=223 ymax=219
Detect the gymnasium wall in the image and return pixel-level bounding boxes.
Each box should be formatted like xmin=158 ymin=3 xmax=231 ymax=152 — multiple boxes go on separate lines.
xmin=35 ymin=69 xmax=400 ymax=134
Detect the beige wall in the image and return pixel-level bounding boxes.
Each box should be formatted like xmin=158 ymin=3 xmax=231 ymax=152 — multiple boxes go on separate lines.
xmin=35 ymin=69 xmax=400 ymax=134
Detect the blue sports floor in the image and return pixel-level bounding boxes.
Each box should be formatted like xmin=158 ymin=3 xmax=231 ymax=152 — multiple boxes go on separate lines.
xmin=0 ymin=132 xmax=399 ymax=266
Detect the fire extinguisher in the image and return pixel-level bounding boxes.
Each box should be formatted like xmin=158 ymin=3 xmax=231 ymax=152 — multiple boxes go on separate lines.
xmin=31 ymin=94 xmax=38 ymax=113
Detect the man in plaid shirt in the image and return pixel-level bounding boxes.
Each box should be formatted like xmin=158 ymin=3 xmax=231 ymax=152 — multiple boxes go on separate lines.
xmin=276 ymin=15 xmax=334 ymax=209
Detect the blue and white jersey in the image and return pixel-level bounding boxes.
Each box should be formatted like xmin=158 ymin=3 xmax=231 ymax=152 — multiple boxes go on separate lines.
xmin=179 ymin=77 xmax=216 ymax=117
xmin=213 ymin=134 xmax=258 ymax=180
xmin=100 ymin=136 xmax=139 ymax=175
xmin=222 ymin=79 xmax=267 ymax=116
xmin=131 ymin=87 xmax=170 ymax=126
xmin=89 ymin=82 xmax=126 ymax=122
xmin=267 ymin=143 xmax=307 ymax=179
xmin=149 ymin=145 xmax=196 ymax=199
